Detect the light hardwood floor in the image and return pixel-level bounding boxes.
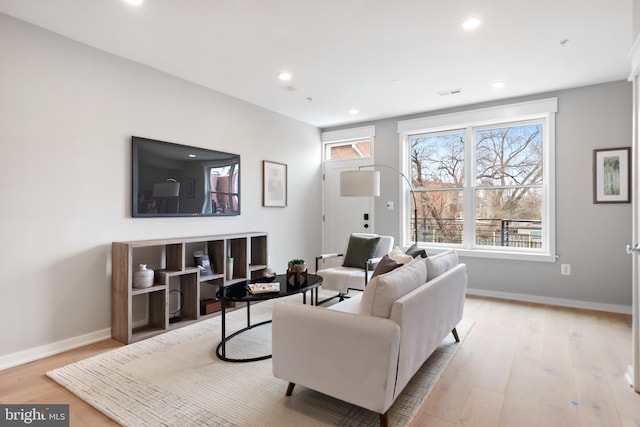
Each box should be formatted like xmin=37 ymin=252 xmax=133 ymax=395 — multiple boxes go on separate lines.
xmin=1 ymin=296 xmax=638 ymax=426
xmin=411 ymin=296 xmax=640 ymax=427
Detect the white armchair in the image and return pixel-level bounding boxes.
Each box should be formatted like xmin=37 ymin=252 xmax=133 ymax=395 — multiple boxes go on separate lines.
xmin=316 ymin=233 xmax=394 ymax=303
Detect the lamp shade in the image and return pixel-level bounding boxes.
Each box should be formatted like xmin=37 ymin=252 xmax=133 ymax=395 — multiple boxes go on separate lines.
xmin=340 ymin=170 xmax=380 ymax=197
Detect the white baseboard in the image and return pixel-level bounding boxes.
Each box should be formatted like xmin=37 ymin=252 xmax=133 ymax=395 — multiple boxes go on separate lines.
xmin=0 ymin=328 xmax=112 ymax=371
xmin=467 ymin=288 xmax=632 ymax=315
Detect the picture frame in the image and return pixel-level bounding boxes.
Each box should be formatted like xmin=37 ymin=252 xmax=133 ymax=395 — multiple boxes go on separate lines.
xmin=186 ymin=178 xmax=195 ymax=198
xmin=593 ymin=147 xmax=631 ymax=204
xmin=263 ymin=160 xmax=287 ymax=207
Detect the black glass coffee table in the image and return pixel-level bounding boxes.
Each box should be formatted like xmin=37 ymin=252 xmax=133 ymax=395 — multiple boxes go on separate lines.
xmin=215 ymin=273 xmax=323 ymax=362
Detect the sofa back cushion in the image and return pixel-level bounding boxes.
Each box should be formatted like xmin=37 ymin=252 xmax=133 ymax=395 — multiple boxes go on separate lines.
xmin=425 ymin=250 xmax=458 ymax=281
xmin=361 ymin=256 xmax=427 ymax=318
xmin=388 ymin=246 xmax=413 ymax=264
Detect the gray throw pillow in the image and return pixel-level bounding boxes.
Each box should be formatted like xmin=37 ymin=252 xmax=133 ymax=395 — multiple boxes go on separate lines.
xmin=371 ymin=254 xmax=403 ymax=278
xmin=342 ymin=234 xmax=381 ymax=269
xmin=405 ymin=243 xmax=428 ymax=258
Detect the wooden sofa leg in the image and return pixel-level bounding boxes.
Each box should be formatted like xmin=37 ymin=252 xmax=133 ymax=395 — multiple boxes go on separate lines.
xmin=286 ymin=382 xmax=296 ymax=396
xmin=452 ymin=327 xmax=460 ymax=343
xmin=379 ymin=411 xmax=389 ymax=427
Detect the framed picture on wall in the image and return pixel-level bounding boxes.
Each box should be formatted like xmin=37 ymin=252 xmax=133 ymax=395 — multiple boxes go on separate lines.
xmin=263 ymin=160 xmax=287 ymax=207
xmin=593 ymin=147 xmax=631 ymax=203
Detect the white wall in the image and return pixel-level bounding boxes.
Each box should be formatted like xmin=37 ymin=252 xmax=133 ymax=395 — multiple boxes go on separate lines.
xmin=0 ymin=13 xmax=322 ymax=361
xmin=634 ymin=0 xmax=640 ymax=41
xmin=326 ymin=81 xmax=633 ymax=311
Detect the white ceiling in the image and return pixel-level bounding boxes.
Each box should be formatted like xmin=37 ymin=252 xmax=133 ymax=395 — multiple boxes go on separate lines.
xmin=0 ymin=0 xmax=633 ymax=128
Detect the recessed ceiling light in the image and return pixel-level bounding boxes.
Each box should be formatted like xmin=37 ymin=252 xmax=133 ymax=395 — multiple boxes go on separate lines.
xmin=188 ymin=154 xmax=196 ymax=158
xmin=462 ymin=17 xmax=481 ymax=30
xmin=349 ymin=109 xmax=359 ymax=115
xmin=124 ymin=0 xmax=143 ymax=6
xmin=278 ymin=72 xmax=292 ymax=81
xmin=492 ymin=81 xmax=505 ymax=89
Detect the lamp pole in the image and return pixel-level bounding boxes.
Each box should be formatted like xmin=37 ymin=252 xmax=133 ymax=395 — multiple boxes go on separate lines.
xmin=359 ymin=165 xmax=419 ymax=244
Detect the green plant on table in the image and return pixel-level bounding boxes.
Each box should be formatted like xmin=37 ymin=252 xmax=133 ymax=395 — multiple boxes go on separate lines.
xmin=288 ymin=259 xmax=307 ymax=272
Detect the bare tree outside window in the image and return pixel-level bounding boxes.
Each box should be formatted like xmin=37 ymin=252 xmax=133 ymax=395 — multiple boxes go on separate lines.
xmin=411 ymin=132 xmax=465 ymax=243
xmin=410 ymin=122 xmax=544 ymax=249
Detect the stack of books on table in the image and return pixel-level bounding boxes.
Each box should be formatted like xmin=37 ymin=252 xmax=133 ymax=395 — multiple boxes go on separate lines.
xmin=247 ymin=282 xmax=280 ymax=294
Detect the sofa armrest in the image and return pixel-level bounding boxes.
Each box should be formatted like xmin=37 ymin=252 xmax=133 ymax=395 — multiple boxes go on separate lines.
xmin=272 ymin=301 xmax=401 ymax=414
xmin=389 ymin=263 xmax=467 ymax=395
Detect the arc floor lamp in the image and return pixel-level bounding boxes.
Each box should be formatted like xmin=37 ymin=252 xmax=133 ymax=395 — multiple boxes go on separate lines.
xmin=340 ymin=165 xmax=418 ymax=243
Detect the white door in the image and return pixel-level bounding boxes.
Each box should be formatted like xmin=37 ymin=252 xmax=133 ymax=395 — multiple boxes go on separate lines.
xmin=323 ymin=158 xmax=375 ymax=254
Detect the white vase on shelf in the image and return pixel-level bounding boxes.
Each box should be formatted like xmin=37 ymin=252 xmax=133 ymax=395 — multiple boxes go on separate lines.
xmin=226 ymin=257 xmax=234 ymax=281
xmin=133 ymin=264 xmax=154 ymax=288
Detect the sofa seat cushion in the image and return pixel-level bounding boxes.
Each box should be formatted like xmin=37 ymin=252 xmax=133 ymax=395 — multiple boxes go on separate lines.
xmin=360 ymin=257 xmax=427 ymax=318
xmin=327 ymin=293 xmax=365 ymax=314
xmin=426 ymin=250 xmax=459 ymax=281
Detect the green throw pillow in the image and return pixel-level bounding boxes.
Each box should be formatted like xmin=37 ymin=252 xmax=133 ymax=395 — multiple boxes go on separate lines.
xmin=405 ymin=243 xmax=428 ymax=258
xmin=342 ymin=234 xmax=381 ymax=269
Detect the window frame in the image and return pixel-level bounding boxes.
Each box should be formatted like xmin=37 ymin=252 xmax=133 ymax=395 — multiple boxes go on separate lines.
xmin=398 ymin=98 xmax=557 ymax=262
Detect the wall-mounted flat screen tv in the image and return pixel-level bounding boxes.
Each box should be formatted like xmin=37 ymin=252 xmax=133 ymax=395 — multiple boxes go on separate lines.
xmin=132 ymin=136 xmax=240 ymax=217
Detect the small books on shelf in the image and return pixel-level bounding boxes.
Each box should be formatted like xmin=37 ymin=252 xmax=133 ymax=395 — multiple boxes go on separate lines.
xmin=194 ymin=254 xmax=213 ymax=276
xmin=247 ymin=282 xmax=280 ymax=294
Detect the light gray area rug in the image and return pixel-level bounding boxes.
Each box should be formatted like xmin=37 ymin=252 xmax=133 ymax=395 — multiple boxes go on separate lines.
xmin=48 ymin=294 xmax=473 ymax=427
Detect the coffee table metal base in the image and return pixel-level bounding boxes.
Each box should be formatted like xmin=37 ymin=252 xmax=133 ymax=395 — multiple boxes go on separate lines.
xmin=215 ymin=274 xmax=323 ymax=363
xmin=215 ymin=318 xmax=272 ymax=363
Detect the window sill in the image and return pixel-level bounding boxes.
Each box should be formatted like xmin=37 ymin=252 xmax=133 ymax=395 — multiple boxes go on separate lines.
xmin=424 ymin=246 xmax=557 ymax=263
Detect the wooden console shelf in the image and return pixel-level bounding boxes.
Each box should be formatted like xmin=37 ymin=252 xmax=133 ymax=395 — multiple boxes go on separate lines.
xmin=111 ymin=232 xmax=268 ymax=344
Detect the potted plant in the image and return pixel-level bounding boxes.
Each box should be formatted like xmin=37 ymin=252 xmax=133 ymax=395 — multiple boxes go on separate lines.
xmin=288 ymin=259 xmax=307 ymax=273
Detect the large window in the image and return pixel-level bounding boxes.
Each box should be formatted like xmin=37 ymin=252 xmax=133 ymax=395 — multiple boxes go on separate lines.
xmin=399 ymin=99 xmax=557 ymax=261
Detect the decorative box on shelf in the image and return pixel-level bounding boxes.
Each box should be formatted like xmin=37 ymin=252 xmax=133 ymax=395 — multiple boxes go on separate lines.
xmin=200 ymin=299 xmax=222 ymax=315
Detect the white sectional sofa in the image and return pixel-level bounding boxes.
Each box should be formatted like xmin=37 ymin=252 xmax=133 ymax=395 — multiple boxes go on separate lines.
xmin=272 ymin=251 xmax=467 ymax=427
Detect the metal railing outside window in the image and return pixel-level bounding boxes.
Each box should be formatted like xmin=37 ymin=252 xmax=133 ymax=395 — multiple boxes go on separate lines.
xmin=413 ymin=217 xmax=542 ymax=249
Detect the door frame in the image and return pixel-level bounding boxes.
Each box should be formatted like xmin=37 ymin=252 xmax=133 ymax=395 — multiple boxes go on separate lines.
xmin=629 ymin=41 xmax=640 ymax=392
xmin=321 ymin=126 xmax=376 ymax=255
